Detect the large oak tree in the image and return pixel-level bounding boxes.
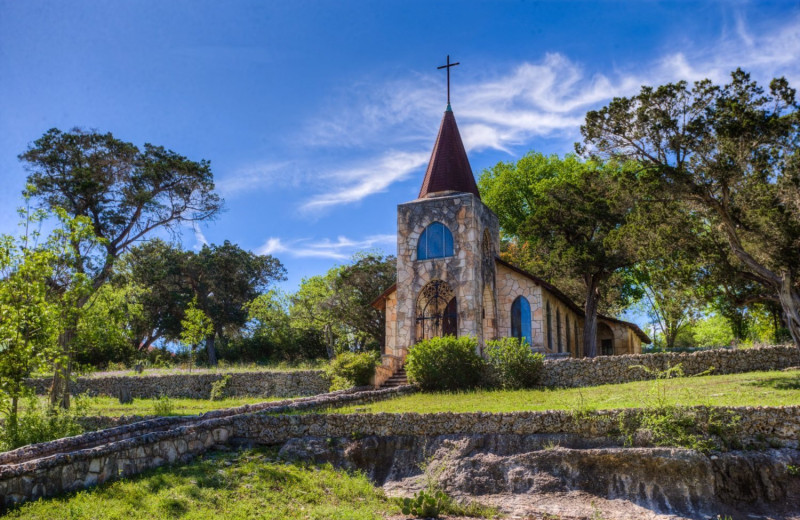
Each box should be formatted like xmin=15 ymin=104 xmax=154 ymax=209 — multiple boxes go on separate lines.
xmin=580 ymin=69 xmax=800 ymax=349
xmin=20 ymin=128 xmax=222 ymax=404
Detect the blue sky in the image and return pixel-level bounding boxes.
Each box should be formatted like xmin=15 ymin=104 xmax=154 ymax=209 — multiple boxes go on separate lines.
xmin=1 ymin=1 xmax=799 ymax=327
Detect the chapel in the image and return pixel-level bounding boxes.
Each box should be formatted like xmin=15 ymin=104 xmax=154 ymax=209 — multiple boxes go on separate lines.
xmin=371 ymin=73 xmax=649 ymax=387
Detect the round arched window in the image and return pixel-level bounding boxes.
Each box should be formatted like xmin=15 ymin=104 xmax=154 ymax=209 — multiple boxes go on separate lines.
xmin=417 ymin=222 xmax=454 ymax=260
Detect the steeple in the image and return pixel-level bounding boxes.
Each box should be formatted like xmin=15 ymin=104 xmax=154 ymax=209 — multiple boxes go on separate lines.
xmin=418 ymin=105 xmax=480 ymax=199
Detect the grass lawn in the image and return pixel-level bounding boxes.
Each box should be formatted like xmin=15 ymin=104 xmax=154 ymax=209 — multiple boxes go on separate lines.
xmin=334 ymin=369 xmax=800 ymax=414
xmin=6 ymin=448 xmax=400 ymax=520
xmin=20 ymin=396 xmax=279 ymax=418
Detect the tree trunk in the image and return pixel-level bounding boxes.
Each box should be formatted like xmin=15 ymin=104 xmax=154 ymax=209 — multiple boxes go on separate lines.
xmin=8 ymin=396 xmax=19 ymax=446
xmin=49 ymin=327 xmax=75 ymax=409
xmin=324 ymin=324 xmax=335 ymax=359
xmin=206 ymin=333 xmax=218 ymax=366
xmin=778 ymin=272 xmax=800 ymax=349
xmin=583 ymin=277 xmax=600 ymax=358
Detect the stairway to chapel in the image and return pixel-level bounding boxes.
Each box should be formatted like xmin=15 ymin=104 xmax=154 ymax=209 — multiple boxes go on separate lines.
xmin=380 ymin=366 xmax=408 ymax=388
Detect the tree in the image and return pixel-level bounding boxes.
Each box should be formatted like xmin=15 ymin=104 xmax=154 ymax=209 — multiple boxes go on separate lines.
xmin=480 ymin=153 xmax=645 ymax=356
xmin=0 ymin=207 xmax=92 ymax=442
xmin=118 ymin=239 xmax=190 ymax=350
xmin=185 ymin=241 xmax=286 ymax=365
xmin=580 ymin=69 xmax=800 ymax=349
xmin=289 ymin=252 xmax=396 ymax=357
xmin=20 ymin=128 xmax=222 ymax=404
xmin=180 ymin=299 xmax=213 ymax=371
xmin=634 ymin=258 xmax=702 ymax=350
xmin=326 ymin=252 xmax=396 ymax=351
xmin=290 ymin=272 xmax=341 ymax=359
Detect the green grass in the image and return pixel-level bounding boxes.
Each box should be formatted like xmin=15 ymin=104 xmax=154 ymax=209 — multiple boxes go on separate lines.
xmin=21 ymin=396 xmax=280 ymax=418
xmin=6 ymin=448 xmax=401 ymax=520
xmin=333 ymin=369 xmax=800 ymax=414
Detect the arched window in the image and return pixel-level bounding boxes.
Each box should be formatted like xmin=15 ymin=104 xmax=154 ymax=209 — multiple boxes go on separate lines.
xmin=556 ymin=309 xmax=562 ymax=353
xmin=546 ymin=301 xmax=553 ymax=351
xmin=511 ymin=296 xmax=532 ymax=346
xmin=417 ymin=222 xmax=454 ymax=260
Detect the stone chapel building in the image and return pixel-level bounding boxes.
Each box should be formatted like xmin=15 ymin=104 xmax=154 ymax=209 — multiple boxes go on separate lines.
xmin=371 ymin=103 xmax=650 ymax=386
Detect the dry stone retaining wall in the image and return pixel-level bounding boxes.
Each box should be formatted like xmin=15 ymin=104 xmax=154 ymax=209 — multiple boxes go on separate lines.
xmin=540 ymin=345 xmax=800 ymax=388
xmin=25 ymin=370 xmax=330 ymax=399
xmin=2 ymin=401 xmax=798 ymax=509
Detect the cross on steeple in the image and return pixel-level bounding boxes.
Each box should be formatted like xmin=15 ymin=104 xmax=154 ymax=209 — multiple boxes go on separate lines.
xmin=437 ymin=55 xmax=460 ymax=107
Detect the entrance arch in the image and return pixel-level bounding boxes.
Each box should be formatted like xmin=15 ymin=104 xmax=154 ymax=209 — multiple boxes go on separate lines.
xmin=416 ymin=280 xmax=458 ymax=341
xmin=597 ymin=322 xmax=614 ymax=356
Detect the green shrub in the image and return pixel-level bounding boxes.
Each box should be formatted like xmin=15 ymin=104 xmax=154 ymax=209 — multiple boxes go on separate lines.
xmin=405 ymin=336 xmax=484 ymax=391
xmin=1 ymin=396 xmax=87 ymax=450
xmin=325 ymin=351 xmax=380 ymax=391
xmin=152 ymin=395 xmax=175 ymax=416
xmin=484 ymin=337 xmax=544 ymax=389
xmin=210 ymin=374 xmax=231 ymax=401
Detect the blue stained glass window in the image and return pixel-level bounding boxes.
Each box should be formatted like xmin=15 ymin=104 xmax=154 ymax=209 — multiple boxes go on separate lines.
xmin=417 ymin=222 xmax=454 ymax=260
xmin=511 ymin=296 xmax=532 ymax=347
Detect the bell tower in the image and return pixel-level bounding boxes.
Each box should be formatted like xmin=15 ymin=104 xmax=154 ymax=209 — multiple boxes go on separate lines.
xmin=393 ymin=64 xmax=500 ymax=354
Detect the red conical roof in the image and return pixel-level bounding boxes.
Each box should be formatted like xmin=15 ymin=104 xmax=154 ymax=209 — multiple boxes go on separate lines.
xmin=418 ymin=106 xmax=481 ymax=199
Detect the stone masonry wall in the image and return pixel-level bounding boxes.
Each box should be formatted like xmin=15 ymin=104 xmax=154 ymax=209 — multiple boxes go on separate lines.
xmin=25 ymin=370 xmax=330 ymax=399
xmin=540 ymin=345 xmax=800 ymax=388
xmin=0 ymin=385 xmax=415 ymax=508
xmin=3 ymin=403 xmax=798 ymax=508
xmin=395 ymin=193 xmax=499 ymax=351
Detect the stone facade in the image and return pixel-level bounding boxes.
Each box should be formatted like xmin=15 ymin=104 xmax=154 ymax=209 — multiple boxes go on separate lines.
xmin=25 ymin=370 xmax=330 ymax=399
xmin=392 ymin=192 xmax=499 ymax=355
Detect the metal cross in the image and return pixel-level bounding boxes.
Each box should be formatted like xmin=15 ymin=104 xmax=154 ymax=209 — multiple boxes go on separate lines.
xmin=437 ymin=55 xmax=460 ymax=106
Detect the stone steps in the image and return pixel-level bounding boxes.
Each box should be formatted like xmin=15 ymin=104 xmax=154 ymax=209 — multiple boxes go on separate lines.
xmin=381 ymin=367 xmax=408 ymax=388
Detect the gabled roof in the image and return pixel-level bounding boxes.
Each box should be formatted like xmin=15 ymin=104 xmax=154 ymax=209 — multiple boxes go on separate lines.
xmin=418 ymin=106 xmax=481 ymax=199
xmin=370 ymin=282 xmax=397 ymax=311
xmin=495 ymin=257 xmax=652 ymax=344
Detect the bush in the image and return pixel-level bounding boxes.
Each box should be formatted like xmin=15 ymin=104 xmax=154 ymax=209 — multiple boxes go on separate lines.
xmin=152 ymin=395 xmax=175 ymax=416
xmin=484 ymin=337 xmax=544 ymax=389
xmin=326 ymin=351 xmax=380 ymax=391
xmin=210 ymin=374 xmax=231 ymax=401
xmin=405 ymin=336 xmax=484 ymax=391
xmin=1 ymin=396 xmax=87 ymax=450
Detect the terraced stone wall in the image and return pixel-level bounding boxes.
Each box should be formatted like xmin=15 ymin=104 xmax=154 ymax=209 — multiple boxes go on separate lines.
xmin=540 ymin=345 xmax=800 ymax=388
xmin=2 ymin=400 xmax=797 ymax=509
xmin=25 ymin=370 xmax=331 ymax=399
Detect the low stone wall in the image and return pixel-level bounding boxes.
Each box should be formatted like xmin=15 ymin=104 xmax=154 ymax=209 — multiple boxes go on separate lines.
xmin=1 ymin=401 xmax=796 ymax=509
xmin=236 ymin=406 xmax=800 ymax=446
xmin=25 ymin=370 xmax=331 ymax=399
xmin=0 ymin=385 xmax=412 ymax=468
xmin=540 ymin=344 xmax=800 ymax=388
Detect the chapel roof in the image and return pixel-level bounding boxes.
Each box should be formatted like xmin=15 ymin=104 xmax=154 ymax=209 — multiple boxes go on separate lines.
xmin=418 ymin=106 xmax=481 ymax=199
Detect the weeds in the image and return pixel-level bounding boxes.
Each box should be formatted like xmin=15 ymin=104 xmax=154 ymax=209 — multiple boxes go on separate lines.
xmin=152 ymin=395 xmax=174 ymax=416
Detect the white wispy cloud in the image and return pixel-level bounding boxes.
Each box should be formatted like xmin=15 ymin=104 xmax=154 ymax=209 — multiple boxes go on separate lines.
xmin=300 ymin=151 xmax=430 ymax=212
xmin=257 ymin=233 xmax=395 ymax=260
xmin=215 ymin=160 xmax=296 ymax=196
xmin=191 ymin=222 xmax=208 ymax=250
xmin=228 ymin=13 xmax=800 ymax=212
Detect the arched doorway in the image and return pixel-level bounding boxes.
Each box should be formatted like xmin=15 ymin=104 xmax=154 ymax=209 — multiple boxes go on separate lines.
xmin=416 ymin=280 xmax=458 ymax=341
xmin=597 ymin=322 xmax=614 ymax=356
